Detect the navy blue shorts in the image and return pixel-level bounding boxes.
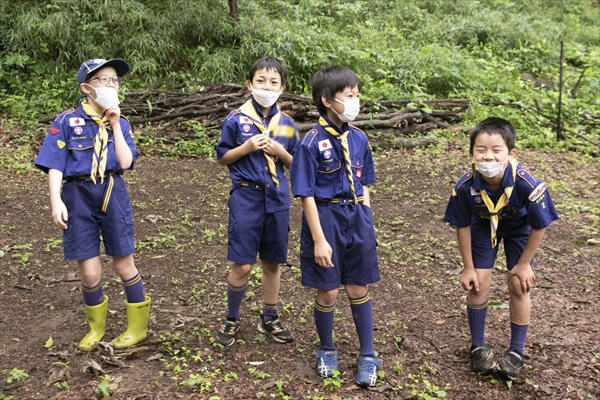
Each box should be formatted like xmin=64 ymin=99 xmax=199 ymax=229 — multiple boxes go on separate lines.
xmin=61 ymin=175 xmax=135 ymax=260
xmin=226 ymin=184 xmax=289 ymax=265
xmin=471 ymin=222 xmax=532 ymax=270
xmin=300 ymin=201 xmax=379 ymax=290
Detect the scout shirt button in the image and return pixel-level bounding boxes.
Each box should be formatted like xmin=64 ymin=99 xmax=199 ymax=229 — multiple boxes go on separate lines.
xmin=78 ymin=144 xmax=82 ymax=148
xmin=266 ymin=184 xmax=270 ymax=188
xmin=264 ymin=166 xmax=268 ymax=170
xmin=326 ymin=167 xmax=330 ymax=171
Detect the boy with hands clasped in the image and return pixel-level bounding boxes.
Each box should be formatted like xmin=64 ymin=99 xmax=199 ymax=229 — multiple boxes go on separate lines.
xmin=215 ymin=56 xmax=299 ymax=346
xmin=290 ymin=66 xmax=381 ymax=387
xmin=443 ymin=117 xmax=559 ymax=380
xmin=35 ymin=58 xmax=150 ymax=351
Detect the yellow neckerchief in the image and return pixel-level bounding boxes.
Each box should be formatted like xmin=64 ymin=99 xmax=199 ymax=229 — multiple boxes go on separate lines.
xmin=475 ymin=159 xmax=518 ymax=248
xmin=319 ymin=117 xmax=357 ymax=203
xmin=239 ymin=100 xmax=281 ymax=188
xmin=81 ymin=101 xmax=109 ymax=184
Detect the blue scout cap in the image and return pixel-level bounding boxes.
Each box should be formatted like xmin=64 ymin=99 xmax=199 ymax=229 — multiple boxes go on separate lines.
xmin=77 ymin=58 xmax=129 ymax=85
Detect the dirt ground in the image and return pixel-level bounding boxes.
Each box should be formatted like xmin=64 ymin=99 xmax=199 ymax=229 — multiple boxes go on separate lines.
xmin=0 ymin=140 xmax=598 ymax=400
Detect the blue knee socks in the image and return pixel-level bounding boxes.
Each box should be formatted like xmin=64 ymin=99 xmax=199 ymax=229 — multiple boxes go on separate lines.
xmin=350 ymin=294 xmax=375 ymax=357
xmin=226 ymin=281 xmax=248 ymax=321
xmin=314 ymin=301 xmax=335 ymax=351
xmin=467 ymin=299 xmax=488 ymax=348
xmin=509 ymin=321 xmax=529 ymax=354
xmin=81 ymin=282 xmax=104 ymax=306
xmin=122 ymin=272 xmax=145 ymax=303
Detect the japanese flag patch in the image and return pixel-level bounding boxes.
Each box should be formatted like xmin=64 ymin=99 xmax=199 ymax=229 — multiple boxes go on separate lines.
xmin=528 ymin=182 xmax=547 ymax=201
xmin=318 ymin=139 xmax=332 ymax=152
xmin=470 ymin=188 xmax=480 ymax=196
xmin=69 ymin=117 xmax=85 ymax=127
xmin=239 ymin=116 xmax=252 ymax=124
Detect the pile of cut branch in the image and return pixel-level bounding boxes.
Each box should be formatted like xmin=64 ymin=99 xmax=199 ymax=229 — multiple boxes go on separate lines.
xmin=42 ymin=82 xmax=470 ymax=148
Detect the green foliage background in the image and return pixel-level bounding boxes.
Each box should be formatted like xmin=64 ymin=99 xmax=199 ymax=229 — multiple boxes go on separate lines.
xmin=1 ymin=0 xmax=599 ymax=152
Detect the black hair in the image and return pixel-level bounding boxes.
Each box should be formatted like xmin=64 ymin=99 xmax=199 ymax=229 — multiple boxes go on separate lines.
xmin=469 ymin=117 xmax=516 ymax=153
xmin=247 ymin=56 xmax=288 ymax=86
xmin=310 ymin=66 xmax=362 ymax=116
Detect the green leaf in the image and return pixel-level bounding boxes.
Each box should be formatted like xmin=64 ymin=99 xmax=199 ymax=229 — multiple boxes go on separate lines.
xmin=506 ymin=380 xmax=513 ymax=389
xmin=488 ymin=301 xmax=509 ymax=309
xmin=44 ymin=336 xmax=54 ymax=348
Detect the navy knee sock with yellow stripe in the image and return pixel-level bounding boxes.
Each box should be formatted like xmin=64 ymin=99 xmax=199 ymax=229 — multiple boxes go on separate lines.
xmin=122 ymin=272 xmax=145 ymax=303
xmin=81 ymin=282 xmax=104 ymax=306
xmin=350 ymin=293 xmax=375 ymax=357
xmin=226 ymin=281 xmax=248 ymax=321
xmin=314 ymin=301 xmax=335 ymax=351
xmin=509 ymin=321 xmax=529 ymax=354
xmin=467 ymin=299 xmax=488 ymax=348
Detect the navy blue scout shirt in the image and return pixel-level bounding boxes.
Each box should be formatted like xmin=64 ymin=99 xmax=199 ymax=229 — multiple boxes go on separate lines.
xmin=35 ymin=104 xmax=139 ymax=178
xmin=290 ymin=116 xmax=376 ymax=199
xmin=216 ymin=99 xmax=300 ymax=214
xmin=444 ymin=162 xmax=559 ymax=230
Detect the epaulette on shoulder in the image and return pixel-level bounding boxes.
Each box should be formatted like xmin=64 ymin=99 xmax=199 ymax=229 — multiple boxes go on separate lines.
xmin=455 ymin=171 xmax=473 ymax=190
xmin=224 ymin=109 xmax=243 ymax=122
xmin=302 ymin=129 xmax=319 ymax=147
xmin=516 ymin=168 xmax=536 ymax=188
xmin=55 ymin=108 xmax=76 ymax=123
xmin=349 ymin=124 xmax=368 ymax=138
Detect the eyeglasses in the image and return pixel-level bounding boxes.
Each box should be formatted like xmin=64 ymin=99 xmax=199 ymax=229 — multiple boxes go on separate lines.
xmin=87 ymin=76 xmax=122 ymax=86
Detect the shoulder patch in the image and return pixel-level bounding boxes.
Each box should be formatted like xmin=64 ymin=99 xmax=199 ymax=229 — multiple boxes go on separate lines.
xmin=528 ymin=182 xmax=547 ymax=201
xmin=517 ymin=169 xmax=536 ymax=188
xmin=455 ymin=171 xmax=473 ymax=190
xmin=56 ymin=108 xmax=76 ymax=124
xmin=302 ymin=129 xmax=319 ymax=147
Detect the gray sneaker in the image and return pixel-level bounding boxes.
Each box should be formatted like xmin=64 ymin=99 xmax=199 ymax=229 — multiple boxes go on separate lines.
xmin=216 ymin=318 xmax=240 ymax=346
xmin=498 ymin=349 xmax=524 ymax=380
xmin=469 ymin=344 xmax=497 ymax=374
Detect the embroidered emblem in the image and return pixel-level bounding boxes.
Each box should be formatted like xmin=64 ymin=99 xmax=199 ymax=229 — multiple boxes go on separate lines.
xmin=323 ymin=149 xmax=332 ymax=160
xmin=474 ymin=196 xmax=482 ymax=204
xmin=318 ymin=139 xmax=332 ymax=152
xmin=470 ymin=188 xmax=480 ymax=196
xmin=57 ymin=140 xmax=66 ymax=149
xmin=50 ymin=128 xmax=60 ymax=135
xmin=69 ymin=117 xmax=84 ymax=127
xmin=239 ymin=116 xmax=251 ymax=124
xmin=356 ymin=169 xmax=362 ymax=179
xmin=73 ymin=126 xmax=83 ymax=136
xmin=242 ymin=124 xmax=251 ymax=133
xmin=528 ymin=182 xmax=547 ymax=201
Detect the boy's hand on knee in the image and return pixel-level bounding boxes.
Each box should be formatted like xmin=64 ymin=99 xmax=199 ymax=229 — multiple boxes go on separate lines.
xmin=460 ymin=269 xmax=479 ymax=292
xmin=509 ymin=263 xmax=535 ymax=293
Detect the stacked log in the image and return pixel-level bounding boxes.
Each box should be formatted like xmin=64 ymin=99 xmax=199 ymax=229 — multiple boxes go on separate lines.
xmin=40 ymin=82 xmax=470 ymax=148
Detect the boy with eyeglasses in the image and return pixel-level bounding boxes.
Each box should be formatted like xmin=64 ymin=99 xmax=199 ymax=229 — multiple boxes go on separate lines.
xmin=215 ymin=56 xmax=299 ymax=346
xmin=35 ymin=58 xmax=151 ymax=352
xmin=290 ymin=65 xmax=381 ymax=387
xmin=443 ymin=117 xmax=559 ymax=380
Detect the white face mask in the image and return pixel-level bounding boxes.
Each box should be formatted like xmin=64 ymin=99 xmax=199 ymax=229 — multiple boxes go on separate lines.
xmin=251 ymin=84 xmax=281 ymax=108
xmin=474 ymin=157 xmax=509 ymax=178
xmin=89 ymin=86 xmax=120 ymax=109
xmin=333 ymin=98 xmax=360 ymax=122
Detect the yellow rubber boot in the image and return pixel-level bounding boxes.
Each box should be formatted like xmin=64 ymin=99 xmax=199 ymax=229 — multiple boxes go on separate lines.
xmin=78 ymin=295 xmax=108 ymax=352
xmin=111 ymin=296 xmax=151 ymax=349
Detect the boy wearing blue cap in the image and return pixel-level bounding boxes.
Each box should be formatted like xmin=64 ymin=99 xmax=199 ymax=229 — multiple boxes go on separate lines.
xmin=35 ymin=58 xmax=150 ymax=351
xmin=290 ymin=65 xmax=381 ymax=387
xmin=215 ymin=56 xmax=299 ymax=346
xmin=443 ymin=117 xmax=559 ymax=380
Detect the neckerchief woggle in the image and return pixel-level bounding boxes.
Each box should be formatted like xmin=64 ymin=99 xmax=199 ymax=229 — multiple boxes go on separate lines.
xmin=239 ymin=100 xmax=281 ymax=189
xmin=319 ymin=117 xmax=357 ymax=203
xmin=475 ymin=159 xmax=518 ymax=248
xmin=81 ymin=101 xmax=109 ymax=184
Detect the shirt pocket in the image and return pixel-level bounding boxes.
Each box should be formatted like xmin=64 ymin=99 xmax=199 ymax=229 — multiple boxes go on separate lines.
xmin=317 ymin=159 xmax=341 ymax=174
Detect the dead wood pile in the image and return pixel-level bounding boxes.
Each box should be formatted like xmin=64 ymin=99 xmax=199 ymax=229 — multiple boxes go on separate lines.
xmin=41 ymin=82 xmax=470 ymax=148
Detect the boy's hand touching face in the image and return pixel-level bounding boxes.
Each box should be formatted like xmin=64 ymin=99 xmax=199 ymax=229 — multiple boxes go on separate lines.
xmin=107 ymin=105 xmax=121 ymax=126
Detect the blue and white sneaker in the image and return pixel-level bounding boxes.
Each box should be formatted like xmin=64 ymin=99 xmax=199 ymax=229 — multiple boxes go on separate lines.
xmin=315 ymin=349 xmax=339 ymax=378
xmin=355 ymin=355 xmax=381 ymax=387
